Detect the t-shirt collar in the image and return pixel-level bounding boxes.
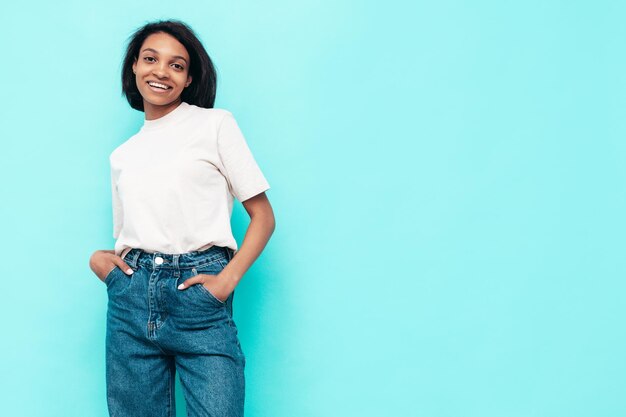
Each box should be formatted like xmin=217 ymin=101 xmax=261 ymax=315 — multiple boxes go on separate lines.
xmin=140 ymin=101 xmax=190 ymax=131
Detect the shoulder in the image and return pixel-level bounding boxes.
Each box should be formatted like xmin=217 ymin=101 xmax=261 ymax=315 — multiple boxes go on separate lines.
xmin=184 ymin=106 xmax=239 ymax=140
xmin=184 ymin=105 xmax=242 ymax=139
xmin=109 ymin=135 xmax=130 ymax=162
xmin=186 ymin=104 xmax=233 ymax=122
xmin=109 ymin=130 xmax=141 ymax=165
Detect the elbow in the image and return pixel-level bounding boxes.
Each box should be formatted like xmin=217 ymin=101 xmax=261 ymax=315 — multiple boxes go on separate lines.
xmin=262 ymin=211 xmax=276 ymax=234
xmin=265 ymin=211 xmax=276 ymax=236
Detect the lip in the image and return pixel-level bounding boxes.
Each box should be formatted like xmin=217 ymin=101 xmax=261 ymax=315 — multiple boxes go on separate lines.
xmin=146 ymin=81 xmax=172 ymax=93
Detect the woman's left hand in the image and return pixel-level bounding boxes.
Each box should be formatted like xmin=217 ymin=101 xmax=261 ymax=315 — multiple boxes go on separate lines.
xmin=177 ymin=273 xmax=232 ymax=303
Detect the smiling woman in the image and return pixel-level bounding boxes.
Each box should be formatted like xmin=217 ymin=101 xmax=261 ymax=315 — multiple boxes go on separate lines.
xmin=119 ymin=19 xmax=218 ymax=114
xmin=131 ymin=36 xmax=192 ymax=118
xmin=89 ymin=19 xmax=276 ymax=417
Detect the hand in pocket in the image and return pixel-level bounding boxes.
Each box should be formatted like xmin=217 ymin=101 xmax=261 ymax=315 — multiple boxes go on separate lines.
xmin=177 ymin=273 xmax=231 ymax=303
xmin=89 ymin=250 xmax=134 ymax=283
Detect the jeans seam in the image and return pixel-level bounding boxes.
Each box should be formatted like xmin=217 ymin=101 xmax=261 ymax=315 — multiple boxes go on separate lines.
xmin=168 ymin=361 xmax=174 ymax=417
xmin=104 ymin=266 xmax=118 ymax=286
xmin=192 ymin=257 xmax=224 ymax=270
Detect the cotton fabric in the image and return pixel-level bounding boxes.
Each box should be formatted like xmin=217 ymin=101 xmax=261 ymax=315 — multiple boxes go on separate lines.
xmin=110 ymin=101 xmax=270 ymax=258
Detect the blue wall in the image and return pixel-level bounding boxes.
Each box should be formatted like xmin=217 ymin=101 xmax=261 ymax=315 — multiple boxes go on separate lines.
xmin=1 ymin=1 xmax=624 ymax=416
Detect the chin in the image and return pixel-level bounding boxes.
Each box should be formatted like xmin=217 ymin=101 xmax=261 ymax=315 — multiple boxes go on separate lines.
xmin=144 ymin=97 xmax=180 ymax=107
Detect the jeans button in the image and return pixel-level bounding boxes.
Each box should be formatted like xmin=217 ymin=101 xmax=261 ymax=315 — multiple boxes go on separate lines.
xmin=154 ymin=256 xmax=164 ymax=265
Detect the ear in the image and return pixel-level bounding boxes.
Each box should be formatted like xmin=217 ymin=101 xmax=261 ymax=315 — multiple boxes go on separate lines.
xmin=132 ymin=60 xmax=137 ymax=74
xmin=185 ymin=75 xmax=192 ymax=87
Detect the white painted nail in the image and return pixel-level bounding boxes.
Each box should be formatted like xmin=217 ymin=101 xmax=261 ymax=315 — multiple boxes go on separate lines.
xmin=126 ymin=268 xmax=133 ymax=274
xmin=178 ymin=284 xmax=185 ymax=289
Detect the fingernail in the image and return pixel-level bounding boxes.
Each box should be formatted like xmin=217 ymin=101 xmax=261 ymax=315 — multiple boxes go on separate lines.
xmin=178 ymin=284 xmax=185 ymax=289
xmin=126 ymin=268 xmax=133 ymax=274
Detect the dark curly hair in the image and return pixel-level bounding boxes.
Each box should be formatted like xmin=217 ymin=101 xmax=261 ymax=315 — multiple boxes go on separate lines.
xmin=121 ymin=19 xmax=217 ymax=111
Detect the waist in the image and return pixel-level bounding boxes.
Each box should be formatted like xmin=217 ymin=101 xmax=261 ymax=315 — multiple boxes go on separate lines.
xmin=122 ymin=245 xmax=234 ymax=270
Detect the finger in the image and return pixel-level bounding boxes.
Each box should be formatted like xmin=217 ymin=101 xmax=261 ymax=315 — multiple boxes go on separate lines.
xmin=114 ymin=259 xmax=134 ymax=275
xmin=178 ymin=276 xmax=203 ymax=290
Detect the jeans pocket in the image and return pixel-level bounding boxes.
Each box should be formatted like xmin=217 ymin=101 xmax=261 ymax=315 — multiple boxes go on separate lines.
xmin=195 ymin=282 xmax=226 ymax=306
xmin=190 ymin=259 xmax=227 ymax=307
xmin=104 ymin=266 xmax=119 ymax=287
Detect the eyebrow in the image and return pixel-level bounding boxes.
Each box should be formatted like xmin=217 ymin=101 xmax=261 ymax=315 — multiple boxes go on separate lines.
xmin=141 ymin=48 xmax=188 ymax=65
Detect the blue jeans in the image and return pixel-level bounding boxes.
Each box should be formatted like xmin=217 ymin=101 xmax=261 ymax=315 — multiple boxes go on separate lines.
xmin=104 ymin=245 xmax=246 ymax=417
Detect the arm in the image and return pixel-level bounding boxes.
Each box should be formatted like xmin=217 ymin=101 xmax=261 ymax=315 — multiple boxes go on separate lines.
xmin=177 ymin=111 xmax=275 ymax=297
xmin=177 ymin=191 xmax=275 ymax=299
xmin=221 ymin=191 xmax=276 ymax=287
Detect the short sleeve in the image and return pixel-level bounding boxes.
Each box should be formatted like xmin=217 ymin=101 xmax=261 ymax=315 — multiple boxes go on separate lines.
xmin=217 ymin=112 xmax=270 ymax=202
xmin=111 ymin=163 xmax=123 ymax=239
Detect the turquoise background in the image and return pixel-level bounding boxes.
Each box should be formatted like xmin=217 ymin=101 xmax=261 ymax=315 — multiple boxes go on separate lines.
xmin=1 ymin=1 xmax=625 ymax=416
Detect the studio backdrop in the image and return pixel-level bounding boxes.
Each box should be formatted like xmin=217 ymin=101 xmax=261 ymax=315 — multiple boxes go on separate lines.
xmin=0 ymin=1 xmax=624 ymax=416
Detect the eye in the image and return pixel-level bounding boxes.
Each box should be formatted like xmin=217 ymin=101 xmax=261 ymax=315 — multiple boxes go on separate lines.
xmin=173 ymin=63 xmax=184 ymax=70
xmin=143 ymin=56 xmax=156 ymax=62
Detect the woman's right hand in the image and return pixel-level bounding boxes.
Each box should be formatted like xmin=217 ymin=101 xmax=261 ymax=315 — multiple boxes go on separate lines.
xmin=89 ymin=250 xmax=134 ymax=283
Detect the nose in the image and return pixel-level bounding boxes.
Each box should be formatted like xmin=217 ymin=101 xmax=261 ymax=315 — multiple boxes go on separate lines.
xmin=152 ymin=62 xmax=169 ymax=78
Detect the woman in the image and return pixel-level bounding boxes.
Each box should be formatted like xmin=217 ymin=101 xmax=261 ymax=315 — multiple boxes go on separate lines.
xmin=88 ymin=19 xmax=275 ymax=417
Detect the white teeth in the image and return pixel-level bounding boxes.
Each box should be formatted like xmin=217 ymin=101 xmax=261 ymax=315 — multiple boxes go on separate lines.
xmin=148 ymin=82 xmax=170 ymax=90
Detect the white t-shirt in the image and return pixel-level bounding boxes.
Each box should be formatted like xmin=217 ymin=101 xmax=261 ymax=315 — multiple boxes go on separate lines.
xmin=110 ymin=101 xmax=270 ymax=258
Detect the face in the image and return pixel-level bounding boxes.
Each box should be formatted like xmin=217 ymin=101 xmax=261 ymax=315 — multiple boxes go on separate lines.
xmin=132 ymin=32 xmax=192 ymax=109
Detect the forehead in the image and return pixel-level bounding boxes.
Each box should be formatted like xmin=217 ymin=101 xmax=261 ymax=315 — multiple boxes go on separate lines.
xmin=140 ymin=32 xmax=189 ymax=60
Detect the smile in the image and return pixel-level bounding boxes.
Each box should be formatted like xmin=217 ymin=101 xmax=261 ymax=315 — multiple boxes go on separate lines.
xmin=147 ymin=81 xmax=172 ymax=91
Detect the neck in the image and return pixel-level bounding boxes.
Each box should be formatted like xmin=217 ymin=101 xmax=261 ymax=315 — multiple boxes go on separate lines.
xmin=143 ymin=99 xmax=182 ymax=121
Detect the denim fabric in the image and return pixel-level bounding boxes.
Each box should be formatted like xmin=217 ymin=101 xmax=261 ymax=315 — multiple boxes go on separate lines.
xmin=104 ymin=245 xmax=245 ymax=417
